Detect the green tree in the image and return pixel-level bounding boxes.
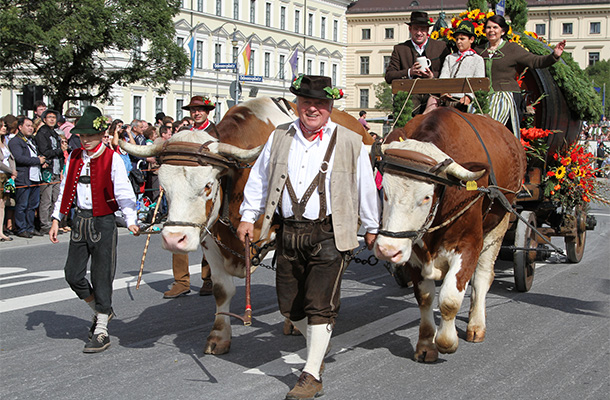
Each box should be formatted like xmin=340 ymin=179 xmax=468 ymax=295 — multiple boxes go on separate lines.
xmin=374 ymin=82 xmax=393 ymax=114
xmin=466 ymin=0 xmax=488 ymax=12
xmin=475 ymin=0 xmax=528 ymax=31
xmin=586 ymin=59 xmax=610 ymax=119
xmin=0 ymin=0 xmax=190 ymax=112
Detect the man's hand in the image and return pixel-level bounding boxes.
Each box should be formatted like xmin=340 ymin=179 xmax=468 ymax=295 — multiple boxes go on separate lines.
xmin=49 ymin=219 xmax=60 ymax=244
xmin=459 ymin=96 xmax=472 ymax=105
xmin=128 ymin=225 xmax=140 ymax=236
xmin=38 ymin=155 xmax=46 ymax=164
xmin=237 ymin=221 xmax=254 ymax=246
xmin=364 ymin=232 xmax=377 ymax=250
xmin=553 ymin=39 xmax=566 ymax=58
xmin=410 ymin=63 xmax=433 ymax=79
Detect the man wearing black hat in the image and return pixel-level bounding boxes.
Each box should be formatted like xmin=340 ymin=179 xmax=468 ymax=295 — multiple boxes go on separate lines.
xmin=163 ymin=95 xmax=217 ymax=299
xmin=34 ymin=109 xmax=68 ymax=233
xmin=237 ymin=75 xmax=380 ymax=399
xmin=385 ymin=11 xmax=450 ymax=114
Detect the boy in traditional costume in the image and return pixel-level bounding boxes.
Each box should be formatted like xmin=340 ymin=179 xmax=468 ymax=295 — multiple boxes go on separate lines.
xmin=49 ymin=106 xmax=140 ymax=353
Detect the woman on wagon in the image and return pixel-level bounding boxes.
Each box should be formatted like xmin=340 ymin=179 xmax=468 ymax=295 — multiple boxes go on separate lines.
xmin=478 ymin=15 xmax=566 ymax=136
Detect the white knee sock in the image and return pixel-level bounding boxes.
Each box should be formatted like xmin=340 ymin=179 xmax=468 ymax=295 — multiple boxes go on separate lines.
xmin=303 ymin=324 xmax=332 ymax=381
xmin=290 ymin=318 xmax=309 ymax=343
xmin=93 ymin=313 xmax=109 ymax=335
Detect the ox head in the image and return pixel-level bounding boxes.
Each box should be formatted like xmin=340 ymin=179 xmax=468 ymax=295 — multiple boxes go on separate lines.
xmin=120 ymin=130 xmax=262 ymax=253
xmin=374 ymin=139 xmax=485 ymax=264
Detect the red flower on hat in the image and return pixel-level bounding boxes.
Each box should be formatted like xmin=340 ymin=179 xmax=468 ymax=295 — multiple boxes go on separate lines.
xmin=204 ymin=99 xmax=211 ymax=105
xmin=339 ymin=89 xmax=344 ymax=97
xmin=429 ymin=17 xmax=433 ymax=23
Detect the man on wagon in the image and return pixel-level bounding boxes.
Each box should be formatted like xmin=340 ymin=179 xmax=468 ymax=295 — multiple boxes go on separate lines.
xmin=237 ymin=75 xmax=380 ymax=399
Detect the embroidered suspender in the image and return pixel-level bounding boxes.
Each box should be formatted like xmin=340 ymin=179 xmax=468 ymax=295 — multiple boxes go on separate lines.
xmin=282 ymin=128 xmax=338 ymax=220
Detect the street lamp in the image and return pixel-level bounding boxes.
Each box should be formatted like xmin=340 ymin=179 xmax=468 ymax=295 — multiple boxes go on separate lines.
xmin=215 ymin=22 xmax=238 ymax=123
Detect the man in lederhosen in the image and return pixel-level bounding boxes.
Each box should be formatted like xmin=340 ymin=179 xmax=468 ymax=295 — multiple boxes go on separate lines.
xmin=237 ymin=75 xmax=380 ymax=399
xmin=164 ymin=95 xmax=216 ymax=298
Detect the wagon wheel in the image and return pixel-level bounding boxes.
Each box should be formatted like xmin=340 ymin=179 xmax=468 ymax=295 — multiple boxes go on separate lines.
xmin=565 ymin=206 xmax=587 ymax=263
xmin=513 ymin=210 xmax=537 ymax=292
xmin=393 ymin=262 xmax=413 ymax=288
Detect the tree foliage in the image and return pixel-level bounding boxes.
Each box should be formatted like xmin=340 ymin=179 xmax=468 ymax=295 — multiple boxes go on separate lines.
xmin=472 ymin=0 xmax=528 ymax=31
xmin=0 ymin=0 xmax=190 ymax=111
xmin=392 ymin=92 xmax=413 ymax=129
xmin=374 ymin=82 xmax=393 ymax=114
xmin=466 ymin=0 xmax=488 ymax=12
xmin=585 ymin=59 xmax=610 ymax=119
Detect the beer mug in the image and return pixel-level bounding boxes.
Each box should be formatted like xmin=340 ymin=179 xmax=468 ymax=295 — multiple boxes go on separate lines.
xmin=415 ymin=56 xmax=431 ymax=72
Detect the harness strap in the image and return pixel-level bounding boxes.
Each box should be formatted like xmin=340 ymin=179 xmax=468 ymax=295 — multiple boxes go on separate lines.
xmin=445 ymin=108 xmax=497 ymax=186
xmin=283 ymin=128 xmax=337 ymax=220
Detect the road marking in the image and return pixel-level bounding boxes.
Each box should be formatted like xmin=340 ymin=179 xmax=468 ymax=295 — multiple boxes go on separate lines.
xmin=0 ymin=270 xmax=65 ymax=288
xmin=244 ymin=307 xmax=420 ymax=377
xmin=0 ymin=267 xmax=27 ymax=276
xmin=0 ymin=264 xmax=202 ymax=314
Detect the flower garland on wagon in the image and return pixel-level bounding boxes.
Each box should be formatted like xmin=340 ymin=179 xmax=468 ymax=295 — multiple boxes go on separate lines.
xmin=543 ymin=143 xmax=601 ymax=212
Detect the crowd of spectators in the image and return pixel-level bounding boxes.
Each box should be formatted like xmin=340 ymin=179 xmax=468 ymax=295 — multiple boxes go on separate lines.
xmin=1 ymin=101 xmax=196 ymax=241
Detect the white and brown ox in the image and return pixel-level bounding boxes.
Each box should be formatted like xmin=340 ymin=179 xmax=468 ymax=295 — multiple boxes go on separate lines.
xmin=374 ymin=108 xmax=526 ymax=362
xmin=122 ymin=97 xmax=372 ymax=355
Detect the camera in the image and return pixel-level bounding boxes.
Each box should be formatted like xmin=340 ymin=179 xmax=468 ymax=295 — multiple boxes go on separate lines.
xmin=122 ymin=124 xmax=129 ymax=129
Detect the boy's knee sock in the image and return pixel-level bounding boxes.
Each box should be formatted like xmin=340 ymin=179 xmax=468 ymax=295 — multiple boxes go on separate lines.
xmin=303 ymin=323 xmax=332 ymax=381
xmin=93 ymin=313 xmax=109 ymax=335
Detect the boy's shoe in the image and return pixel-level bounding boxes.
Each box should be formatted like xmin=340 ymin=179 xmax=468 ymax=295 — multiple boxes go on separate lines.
xmin=88 ymin=311 xmax=115 ymax=340
xmin=163 ymin=283 xmax=190 ymax=299
xmin=285 ymin=372 xmax=323 ymax=400
xmin=83 ymin=332 xmax=111 ymax=353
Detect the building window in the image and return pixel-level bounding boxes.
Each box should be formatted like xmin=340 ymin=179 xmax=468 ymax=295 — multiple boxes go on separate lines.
xmin=176 ymin=100 xmax=184 ymax=120
xmin=177 ymin=37 xmax=184 ymax=47
xmin=360 ymin=56 xmax=370 ymax=75
xmin=362 ymin=28 xmax=371 ymax=40
xmin=233 ymin=0 xmax=239 ymax=20
xmin=321 ymin=17 xmax=326 ymax=39
xmin=383 ymin=55 xmax=391 ymax=71
xmin=214 ymin=43 xmax=221 ymax=64
xmin=265 ymin=3 xmax=271 ymax=27
xmin=196 ymin=40 xmax=203 ymax=69
xmin=535 ymin=24 xmax=546 ymax=36
xmin=319 ymin=61 xmax=325 ymax=76
xmin=562 ymin=23 xmax=573 ymax=35
xmin=308 ymin=13 xmax=313 ymax=36
xmin=280 ymin=6 xmax=286 ymax=30
xmin=197 ymin=0 xmax=203 ymax=12
xmin=279 ymin=54 xmax=285 ymax=80
xmin=250 ymin=1 xmax=255 ymax=23
xmin=385 ymin=28 xmax=394 ymax=39
xmin=216 ymin=0 xmax=221 ymax=16
xmin=249 ymin=50 xmax=255 ymax=75
xmin=133 ymin=96 xmax=142 ymax=120
xmin=295 ymin=10 xmax=300 ymax=33
xmin=333 ymin=20 xmax=338 ymax=41
xmin=264 ymin=52 xmax=270 ymax=78
xmin=332 ymin=64 xmax=337 ymax=86
xmin=359 ymin=89 xmax=369 ymax=109
xmin=306 ymin=59 xmax=312 ymax=75
xmin=590 ymin=22 xmax=601 ymax=34
xmin=155 ymin=98 xmax=164 ymax=115
xmin=589 ymin=52 xmax=600 ymax=66
xmin=16 ymin=94 xmax=24 ymax=116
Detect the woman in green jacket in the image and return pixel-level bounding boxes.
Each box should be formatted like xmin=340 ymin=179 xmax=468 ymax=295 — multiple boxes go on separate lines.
xmin=478 ymin=15 xmax=566 ymax=136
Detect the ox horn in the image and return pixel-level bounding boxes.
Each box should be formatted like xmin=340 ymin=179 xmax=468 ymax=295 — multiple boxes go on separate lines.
xmin=445 ymin=162 xmax=486 ymax=181
xmin=119 ymin=140 xmax=164 ymax=157
xmin=217 ymin=143 xmax=264 ymax=162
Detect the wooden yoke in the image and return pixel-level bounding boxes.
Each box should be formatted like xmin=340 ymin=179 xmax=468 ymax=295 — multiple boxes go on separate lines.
xmin=391 ymin=77 xmax=490 ymax=95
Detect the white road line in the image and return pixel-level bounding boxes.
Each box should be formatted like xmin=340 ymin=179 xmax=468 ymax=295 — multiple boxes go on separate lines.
xmin=244 ymin=307 xmax=419 ymax=377
xmin=0 ymin=267 xmax=27 ymax=276
xmin=0 ymin=264 xmax=202 ymax=314
xmin=0 ymin=270 xmax=65 ymax=288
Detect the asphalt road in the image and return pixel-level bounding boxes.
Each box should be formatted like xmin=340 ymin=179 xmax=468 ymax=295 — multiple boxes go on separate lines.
xmin=1 ymin=204 xmax=608 ymax=400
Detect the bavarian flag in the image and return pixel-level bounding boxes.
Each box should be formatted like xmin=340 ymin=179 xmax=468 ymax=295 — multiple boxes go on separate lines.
xmin=242 ymin=41 xmax=252 ymax=74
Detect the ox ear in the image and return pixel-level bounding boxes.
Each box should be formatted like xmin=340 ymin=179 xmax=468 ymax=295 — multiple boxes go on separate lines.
xmin=446 ymin=161 xmax=487 ymax=181
xmin=217 ymin=143 xmax=264 ymax=162
xmin=120 ymin=140 xmax=163 ymax=157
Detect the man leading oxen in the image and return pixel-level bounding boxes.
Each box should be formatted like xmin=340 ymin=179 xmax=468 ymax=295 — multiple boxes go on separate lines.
xmin=374 ymin=107 xmax=526 ymax=362
xmin=237 ymin=75 xmax=380 ymax=400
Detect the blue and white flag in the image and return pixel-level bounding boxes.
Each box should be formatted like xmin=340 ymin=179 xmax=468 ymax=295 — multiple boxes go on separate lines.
xmin=289 ymin=49 xmax=299 ymax=79
xmin=187 ymin=33 xmax=196 ymax=77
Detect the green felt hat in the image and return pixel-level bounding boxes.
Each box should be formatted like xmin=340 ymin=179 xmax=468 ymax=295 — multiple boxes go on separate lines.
xmin=71 ymin=106 xmax=109 ymax=135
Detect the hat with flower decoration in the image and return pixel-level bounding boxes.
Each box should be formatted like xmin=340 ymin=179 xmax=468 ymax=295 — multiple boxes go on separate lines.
xmin=406 ymin=11 xmax=434 ymax=26
xmin=290 ymin=74 xmax=344 ymax=100
xmin=454 ymin=20 xmax=476 ymax=38
xmin=182 ymin=95 xmax=216 ymax=111
xmin=71 ymin=106 xmax=109 ymax=135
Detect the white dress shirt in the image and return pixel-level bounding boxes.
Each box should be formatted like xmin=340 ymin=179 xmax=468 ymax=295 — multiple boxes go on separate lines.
xmin=240 ymin=118 xmax=380 ymax=233
xmin=52 ymin=145 xmax=138 ymax=226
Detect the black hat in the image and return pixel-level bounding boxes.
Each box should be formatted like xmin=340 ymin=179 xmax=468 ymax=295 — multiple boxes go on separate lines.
xmin=182 ymin=95 xmax=215 ymax=111
xmin=41 ymin=109 xmax=59 ymax=119
xmin=406 ymin=11 xmax=433 ymax=26
xmin=454 ymin=20 xmax=476 ymax=37
xmin=289 ymin=75 xmax=344 ymax=100
xmin=71 ymin=106 xmax=109 ymax=135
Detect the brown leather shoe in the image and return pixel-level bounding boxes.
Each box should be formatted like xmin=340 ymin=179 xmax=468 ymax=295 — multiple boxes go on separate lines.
xmin=163 ymin=283 xmax=190 ymax=299
xmin=285 ymin=372 xmax=323 ymax=400
xmin=199 ymin=279 xmax=213 ymax=296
